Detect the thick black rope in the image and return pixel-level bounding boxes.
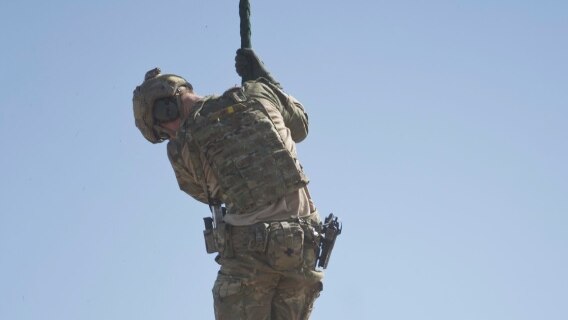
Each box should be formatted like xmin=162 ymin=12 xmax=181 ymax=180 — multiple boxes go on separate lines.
xmin=239 ymin=0 xmax=252 ymax=49
xmin=239 ymin=0 xmax=253 ymax=83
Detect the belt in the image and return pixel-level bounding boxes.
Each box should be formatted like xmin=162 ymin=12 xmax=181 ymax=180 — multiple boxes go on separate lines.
xmin=227 ymin=215 xmax=321 ymax=254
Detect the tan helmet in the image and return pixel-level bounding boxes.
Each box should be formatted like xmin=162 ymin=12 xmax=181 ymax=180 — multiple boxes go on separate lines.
xmin=132 ymin=68 xmax=193 ymax=143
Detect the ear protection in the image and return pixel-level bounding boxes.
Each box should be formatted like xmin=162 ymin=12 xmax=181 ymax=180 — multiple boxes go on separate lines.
xmin=153 ymin=96 xmax=180 ymax=123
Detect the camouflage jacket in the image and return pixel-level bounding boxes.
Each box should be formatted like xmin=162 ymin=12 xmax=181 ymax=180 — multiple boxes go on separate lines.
xmin=167 ymin=79 xmax=314 ymax=224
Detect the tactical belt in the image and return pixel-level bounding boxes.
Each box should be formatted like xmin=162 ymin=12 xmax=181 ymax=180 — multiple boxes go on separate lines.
xmin=226 ymin=214 xmax=321 ymax=255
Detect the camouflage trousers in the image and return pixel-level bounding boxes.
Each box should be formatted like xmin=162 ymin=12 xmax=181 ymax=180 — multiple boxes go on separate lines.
xmin=212 ymin=220 xmax=324 ymax=320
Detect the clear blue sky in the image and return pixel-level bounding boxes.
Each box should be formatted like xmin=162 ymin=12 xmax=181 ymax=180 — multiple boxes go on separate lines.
xmin=1 ymin=1 xmax=567 ymax=319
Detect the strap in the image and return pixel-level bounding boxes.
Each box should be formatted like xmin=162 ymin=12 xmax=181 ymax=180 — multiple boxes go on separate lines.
xmin=280 ymin=221 xmax=294 ymax=251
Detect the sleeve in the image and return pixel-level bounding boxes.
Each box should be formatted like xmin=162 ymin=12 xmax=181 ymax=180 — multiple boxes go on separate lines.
xmin=246 ymin=78 xmax=309 ymax=142
xmin=166 ymin=141 xmax=209 ymax=204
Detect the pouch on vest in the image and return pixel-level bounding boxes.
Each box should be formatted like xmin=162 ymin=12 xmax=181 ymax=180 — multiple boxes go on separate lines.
xmin=266 ymin=221 xmax=304 ymax=271
xmin=186 ymin=91 xmax=308 ymax=213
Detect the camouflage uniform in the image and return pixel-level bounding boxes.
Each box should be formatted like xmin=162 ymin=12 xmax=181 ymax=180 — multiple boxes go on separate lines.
xmin=167 ymin=79 xmax=324 ymax=319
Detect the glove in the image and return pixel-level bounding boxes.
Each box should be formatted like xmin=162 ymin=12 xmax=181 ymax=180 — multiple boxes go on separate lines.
xmin=235 ymin=48 xmax=282 ymax=88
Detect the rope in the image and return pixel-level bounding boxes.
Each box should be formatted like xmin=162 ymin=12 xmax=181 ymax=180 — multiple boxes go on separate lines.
xmin=239 ymin=0 xmax=252 ymax=49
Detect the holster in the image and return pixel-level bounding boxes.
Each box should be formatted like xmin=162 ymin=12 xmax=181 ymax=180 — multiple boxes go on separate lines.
xmin=202 ymin=217 xmax=216 ymax=254
xmin=203 ymin=218 xmax=230 ymax=255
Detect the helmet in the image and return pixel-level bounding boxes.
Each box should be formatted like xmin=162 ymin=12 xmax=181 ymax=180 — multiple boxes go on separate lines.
xmin=132 ymin=68 xmax=193 ymax=143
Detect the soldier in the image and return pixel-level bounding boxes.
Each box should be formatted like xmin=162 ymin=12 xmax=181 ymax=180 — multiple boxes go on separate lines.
xmin=132 ymin=49 xmax=324 ymax=319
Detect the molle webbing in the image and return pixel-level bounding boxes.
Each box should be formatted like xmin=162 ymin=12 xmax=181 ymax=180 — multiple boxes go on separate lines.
xmin=186 ymin=91 xmax=308 ymax=213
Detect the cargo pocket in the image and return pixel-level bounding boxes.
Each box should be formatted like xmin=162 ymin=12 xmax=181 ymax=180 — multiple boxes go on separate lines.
xmin=213 ymin=276 xmax=243 ymax=302
xmin=212 ymin=276 xmax=246 ymax=319
xmin=266 ymin=221 xmax=304 ymax=271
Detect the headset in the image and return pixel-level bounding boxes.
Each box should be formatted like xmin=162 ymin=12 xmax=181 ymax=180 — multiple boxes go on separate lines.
xmin=153 ymin=96 xmax=180 ymax=123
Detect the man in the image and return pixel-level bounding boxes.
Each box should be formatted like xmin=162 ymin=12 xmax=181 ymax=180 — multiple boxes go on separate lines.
xmin=132 ymin=49 xmax=324 ymax=319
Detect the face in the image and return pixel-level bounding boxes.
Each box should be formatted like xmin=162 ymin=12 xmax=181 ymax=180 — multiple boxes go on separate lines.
xmin=156 ymin=117 xmax=181 ymax=140
xmin=160 ymin=118 xmax=181 ymax=132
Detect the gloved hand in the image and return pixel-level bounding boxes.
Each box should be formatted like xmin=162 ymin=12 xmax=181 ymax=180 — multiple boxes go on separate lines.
xmin=235 ymin=48 xmax=282 ymax=88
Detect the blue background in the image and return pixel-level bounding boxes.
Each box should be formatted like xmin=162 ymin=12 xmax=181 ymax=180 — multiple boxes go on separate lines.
xmin=1 ymin=1 xmax=567 ymax=319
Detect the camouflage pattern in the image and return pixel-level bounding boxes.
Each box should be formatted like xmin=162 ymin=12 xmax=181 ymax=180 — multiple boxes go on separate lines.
xmin=161 ymin=78 xmax=322 ymax=318
xmin=182 ymin=87 xmax=309 ymax=213
xmin=213 ymin=218 xmax=323 ymax=320
xmin=167 ymin=141 xmax=209 ymax=204
xmin=132 ymin=69 xmax=192 ymax=143
xmin=167 ymin=78 xmax=311 ymax=217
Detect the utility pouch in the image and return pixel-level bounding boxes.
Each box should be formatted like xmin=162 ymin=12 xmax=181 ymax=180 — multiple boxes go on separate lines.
xmin=248 ymin=223 xmax=269 ymax=252
xmin=203 ymin=217 xmax=217 ymax=254
xmin=215 ymin=222 xmax=228 ymax=255
xmin=266 ymin=221 xmax=304 ymax=271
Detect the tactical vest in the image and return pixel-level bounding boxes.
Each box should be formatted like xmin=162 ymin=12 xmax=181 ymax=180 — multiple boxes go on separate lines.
xmin=183 ymin=88 xmax=308 ymax=213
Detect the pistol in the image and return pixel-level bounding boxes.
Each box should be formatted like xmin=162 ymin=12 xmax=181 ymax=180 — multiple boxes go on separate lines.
xmin=317 ymin=213 xmax=342 ymax=269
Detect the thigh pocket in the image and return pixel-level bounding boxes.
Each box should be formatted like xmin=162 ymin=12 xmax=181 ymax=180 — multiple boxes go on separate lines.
xmin=213 ymin=276 xmax=243 ymax=302
xmin=266 ymin=221 xmax=304 ymax=271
